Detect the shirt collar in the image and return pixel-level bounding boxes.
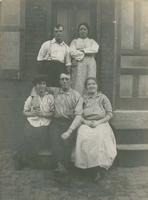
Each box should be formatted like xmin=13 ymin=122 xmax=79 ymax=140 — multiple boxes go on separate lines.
xmin=59 ymin=88 xmax=72 ymax=95
xmin=86 ymin=92 xmax=102 ymax=99
xmin=51 ymin=38 xmax=65 ymax=46
xmin=31 ymin=89 xmax=48 ymax=97
xmin=78 ymin=37 xmax=89 ymax=41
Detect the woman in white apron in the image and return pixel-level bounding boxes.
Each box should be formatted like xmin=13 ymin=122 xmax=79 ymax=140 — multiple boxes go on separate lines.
xmin=74 ymin=77 xmax=117 ymax=181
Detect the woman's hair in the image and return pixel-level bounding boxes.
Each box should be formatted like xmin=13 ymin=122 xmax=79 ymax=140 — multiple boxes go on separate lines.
xmin=84 ymin=77 xmax=98 ymax=89
xmin=54 ymin=24 xmax=64 ymax=31
xmin=77 ymin=22 xmax=90 ymax=37
xmin=32 ymin=75 xmax=48 ymax=86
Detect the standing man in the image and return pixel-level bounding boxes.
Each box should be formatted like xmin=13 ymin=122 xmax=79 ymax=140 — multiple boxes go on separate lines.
xmin=37 ymin=24 xmax=71 ymax=86
xmin=49 ymin=73 xmax=83 ymax=175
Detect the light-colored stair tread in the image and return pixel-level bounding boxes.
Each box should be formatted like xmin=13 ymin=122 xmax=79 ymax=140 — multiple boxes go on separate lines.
xmin=39 ymin=150 xmax=52 ymax=156
xmin=39 ymin=144 xmax=148 ymax=155
xmin=117 ymin=144 xmax=148 ymax=150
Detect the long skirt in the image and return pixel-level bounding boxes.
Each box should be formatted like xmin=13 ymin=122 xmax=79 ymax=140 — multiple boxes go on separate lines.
xmin=74 ymin=122 xmax=117 ymax=169
xmin=49 ymin=118 xmax=76 ymax=169
xmin=71 ymin=56 xmax=96 ymax=95
xmin=17 ymin=122 xmax=49 ymax=164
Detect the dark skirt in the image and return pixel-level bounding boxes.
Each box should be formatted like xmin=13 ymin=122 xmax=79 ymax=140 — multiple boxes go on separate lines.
xmin=16 ymin=122 xmax=49 ymax=165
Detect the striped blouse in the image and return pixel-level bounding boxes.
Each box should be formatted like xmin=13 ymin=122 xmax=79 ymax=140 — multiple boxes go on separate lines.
xmin=53 ymin=88 xmax=83 ymax=119
xmin=83 ymin=93 xmax=112 ymax=120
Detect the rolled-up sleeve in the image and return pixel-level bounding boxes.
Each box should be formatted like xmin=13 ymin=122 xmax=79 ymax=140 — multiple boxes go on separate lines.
xmin=37 ymin=42 xmax=50 ymax=61
xmin=69 ymin=95 xmax=83 ymax=131
xmin=102 ymin=95 xmax=113 ymax=117
xmin=65 ymin=46 xmax=71 ymax=66
xmin=24 ymin=96 xmax=32 ymax=112
xmin=74 ymin=95 xmax=83 ymax=116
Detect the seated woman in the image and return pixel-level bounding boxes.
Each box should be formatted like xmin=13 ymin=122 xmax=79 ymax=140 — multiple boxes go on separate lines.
xmin=74 ymin=77 xmax=117 ymax=180
xmin=15 ymin=75 xmax=54 ymax=169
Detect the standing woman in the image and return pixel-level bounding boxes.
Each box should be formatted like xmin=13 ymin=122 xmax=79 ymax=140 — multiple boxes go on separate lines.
xmin=70 ymin=23 xmax=99 ymax=94
xmin=74 ymin=77 xmax=117 ymax=181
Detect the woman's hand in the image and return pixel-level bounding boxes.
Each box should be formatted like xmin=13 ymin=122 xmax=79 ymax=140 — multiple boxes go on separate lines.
xmin=82 ymin=119 xmax=103 ymax=128
xmin=89 ymin=121 xmax=97 ymax=128
xmin=82 ymin=119 xmax=95 ymax=127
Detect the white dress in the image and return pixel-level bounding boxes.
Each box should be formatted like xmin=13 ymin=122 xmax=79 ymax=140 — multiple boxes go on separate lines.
xmin=74 ymin=93 xmax=117 ymax=169
xmin=70 ymin=38 xmax=99 ymax=94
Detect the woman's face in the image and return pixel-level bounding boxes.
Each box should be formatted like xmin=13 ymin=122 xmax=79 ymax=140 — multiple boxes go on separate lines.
xmin=86 ymin=79 xmax=98 ymax=94
xmin=36 ymin=81 xmax=47 ymax=95
xmin=79 ymin=25 xmax=88 ymax=39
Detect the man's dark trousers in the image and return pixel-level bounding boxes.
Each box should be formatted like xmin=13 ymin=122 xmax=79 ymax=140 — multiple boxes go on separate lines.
xmin=49 ymin=118 xmax=76 ymax=169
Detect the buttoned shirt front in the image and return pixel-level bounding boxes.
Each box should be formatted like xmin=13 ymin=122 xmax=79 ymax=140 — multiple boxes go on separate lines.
xmin=24 ymin=92 xmax=54 ymax=127
xmin=37 ymin=38 xmax=71 ymax=66
xmin=53 ymin=88 xmax=83 ymax=119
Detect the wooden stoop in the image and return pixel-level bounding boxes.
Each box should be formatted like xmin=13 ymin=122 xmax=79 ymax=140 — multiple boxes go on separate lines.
xmin=111 ymin=110 xmax=148 ymax=167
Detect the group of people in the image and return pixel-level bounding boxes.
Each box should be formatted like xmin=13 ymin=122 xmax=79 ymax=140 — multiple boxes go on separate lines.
xmin=15 ymin=23 xmax=117 ymax=182
xmin=37 ymin=23 xmax=99 ymax=94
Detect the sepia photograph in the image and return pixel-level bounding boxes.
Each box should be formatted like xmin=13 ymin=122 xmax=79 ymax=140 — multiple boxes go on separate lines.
xmin=0 ymin=0 xmax=148 ymax=199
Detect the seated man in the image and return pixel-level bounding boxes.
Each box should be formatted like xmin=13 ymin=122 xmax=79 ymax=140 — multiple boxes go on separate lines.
xmin=15 ymin=75 xmax=54 ymax=169
xmin=48 ymin=73 xmax=83 ymax=175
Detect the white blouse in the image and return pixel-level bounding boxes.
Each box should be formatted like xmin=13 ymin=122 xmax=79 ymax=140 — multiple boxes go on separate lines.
xmin=24 ymin=93 xmax=54 ymax=127
xmin=70 ymin=37 xmax=99 ymax=61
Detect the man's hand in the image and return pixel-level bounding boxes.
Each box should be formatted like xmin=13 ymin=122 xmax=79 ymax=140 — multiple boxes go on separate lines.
xmin=66 ymin=65 xmax=71 ymax=73
xmin=72 ymin=59 xmax=78 ymax=67
xmin=61 ymin=130 xmax=72 ymax=140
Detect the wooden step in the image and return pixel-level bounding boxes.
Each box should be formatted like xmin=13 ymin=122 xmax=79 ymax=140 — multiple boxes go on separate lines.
xmin=117 ymin=144 xmax=148 ymax=150
xmin=39 ymin=150 xmax=52 ymax=156
xmin=39 ymin=144 xmax=148 ymax=157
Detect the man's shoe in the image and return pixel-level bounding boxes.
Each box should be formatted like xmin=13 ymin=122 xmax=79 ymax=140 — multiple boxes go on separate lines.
xmin=54 ymin=162 xmax=68 ymax=176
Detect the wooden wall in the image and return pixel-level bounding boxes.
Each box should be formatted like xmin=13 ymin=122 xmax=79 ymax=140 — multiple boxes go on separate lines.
xmin=0 ymin=0 xmax=25 ymax=79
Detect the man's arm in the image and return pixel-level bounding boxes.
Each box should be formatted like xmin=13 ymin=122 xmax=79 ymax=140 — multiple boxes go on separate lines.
xmin=37 ymin=41 xmax=50 ymax=61
xmin=61 ymin=95 xmax=83 ymax=140
xmin=61 ymin=115 xmax=82 ymax=140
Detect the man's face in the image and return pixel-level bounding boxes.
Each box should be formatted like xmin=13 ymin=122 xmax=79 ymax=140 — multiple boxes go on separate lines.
xmin=59 ymin=74 xmax=71 ymax=90
xmin=35 ymin=81 xmax=47 ymax=95
xmin=54 ymin=26 xmax=64 ymax=42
